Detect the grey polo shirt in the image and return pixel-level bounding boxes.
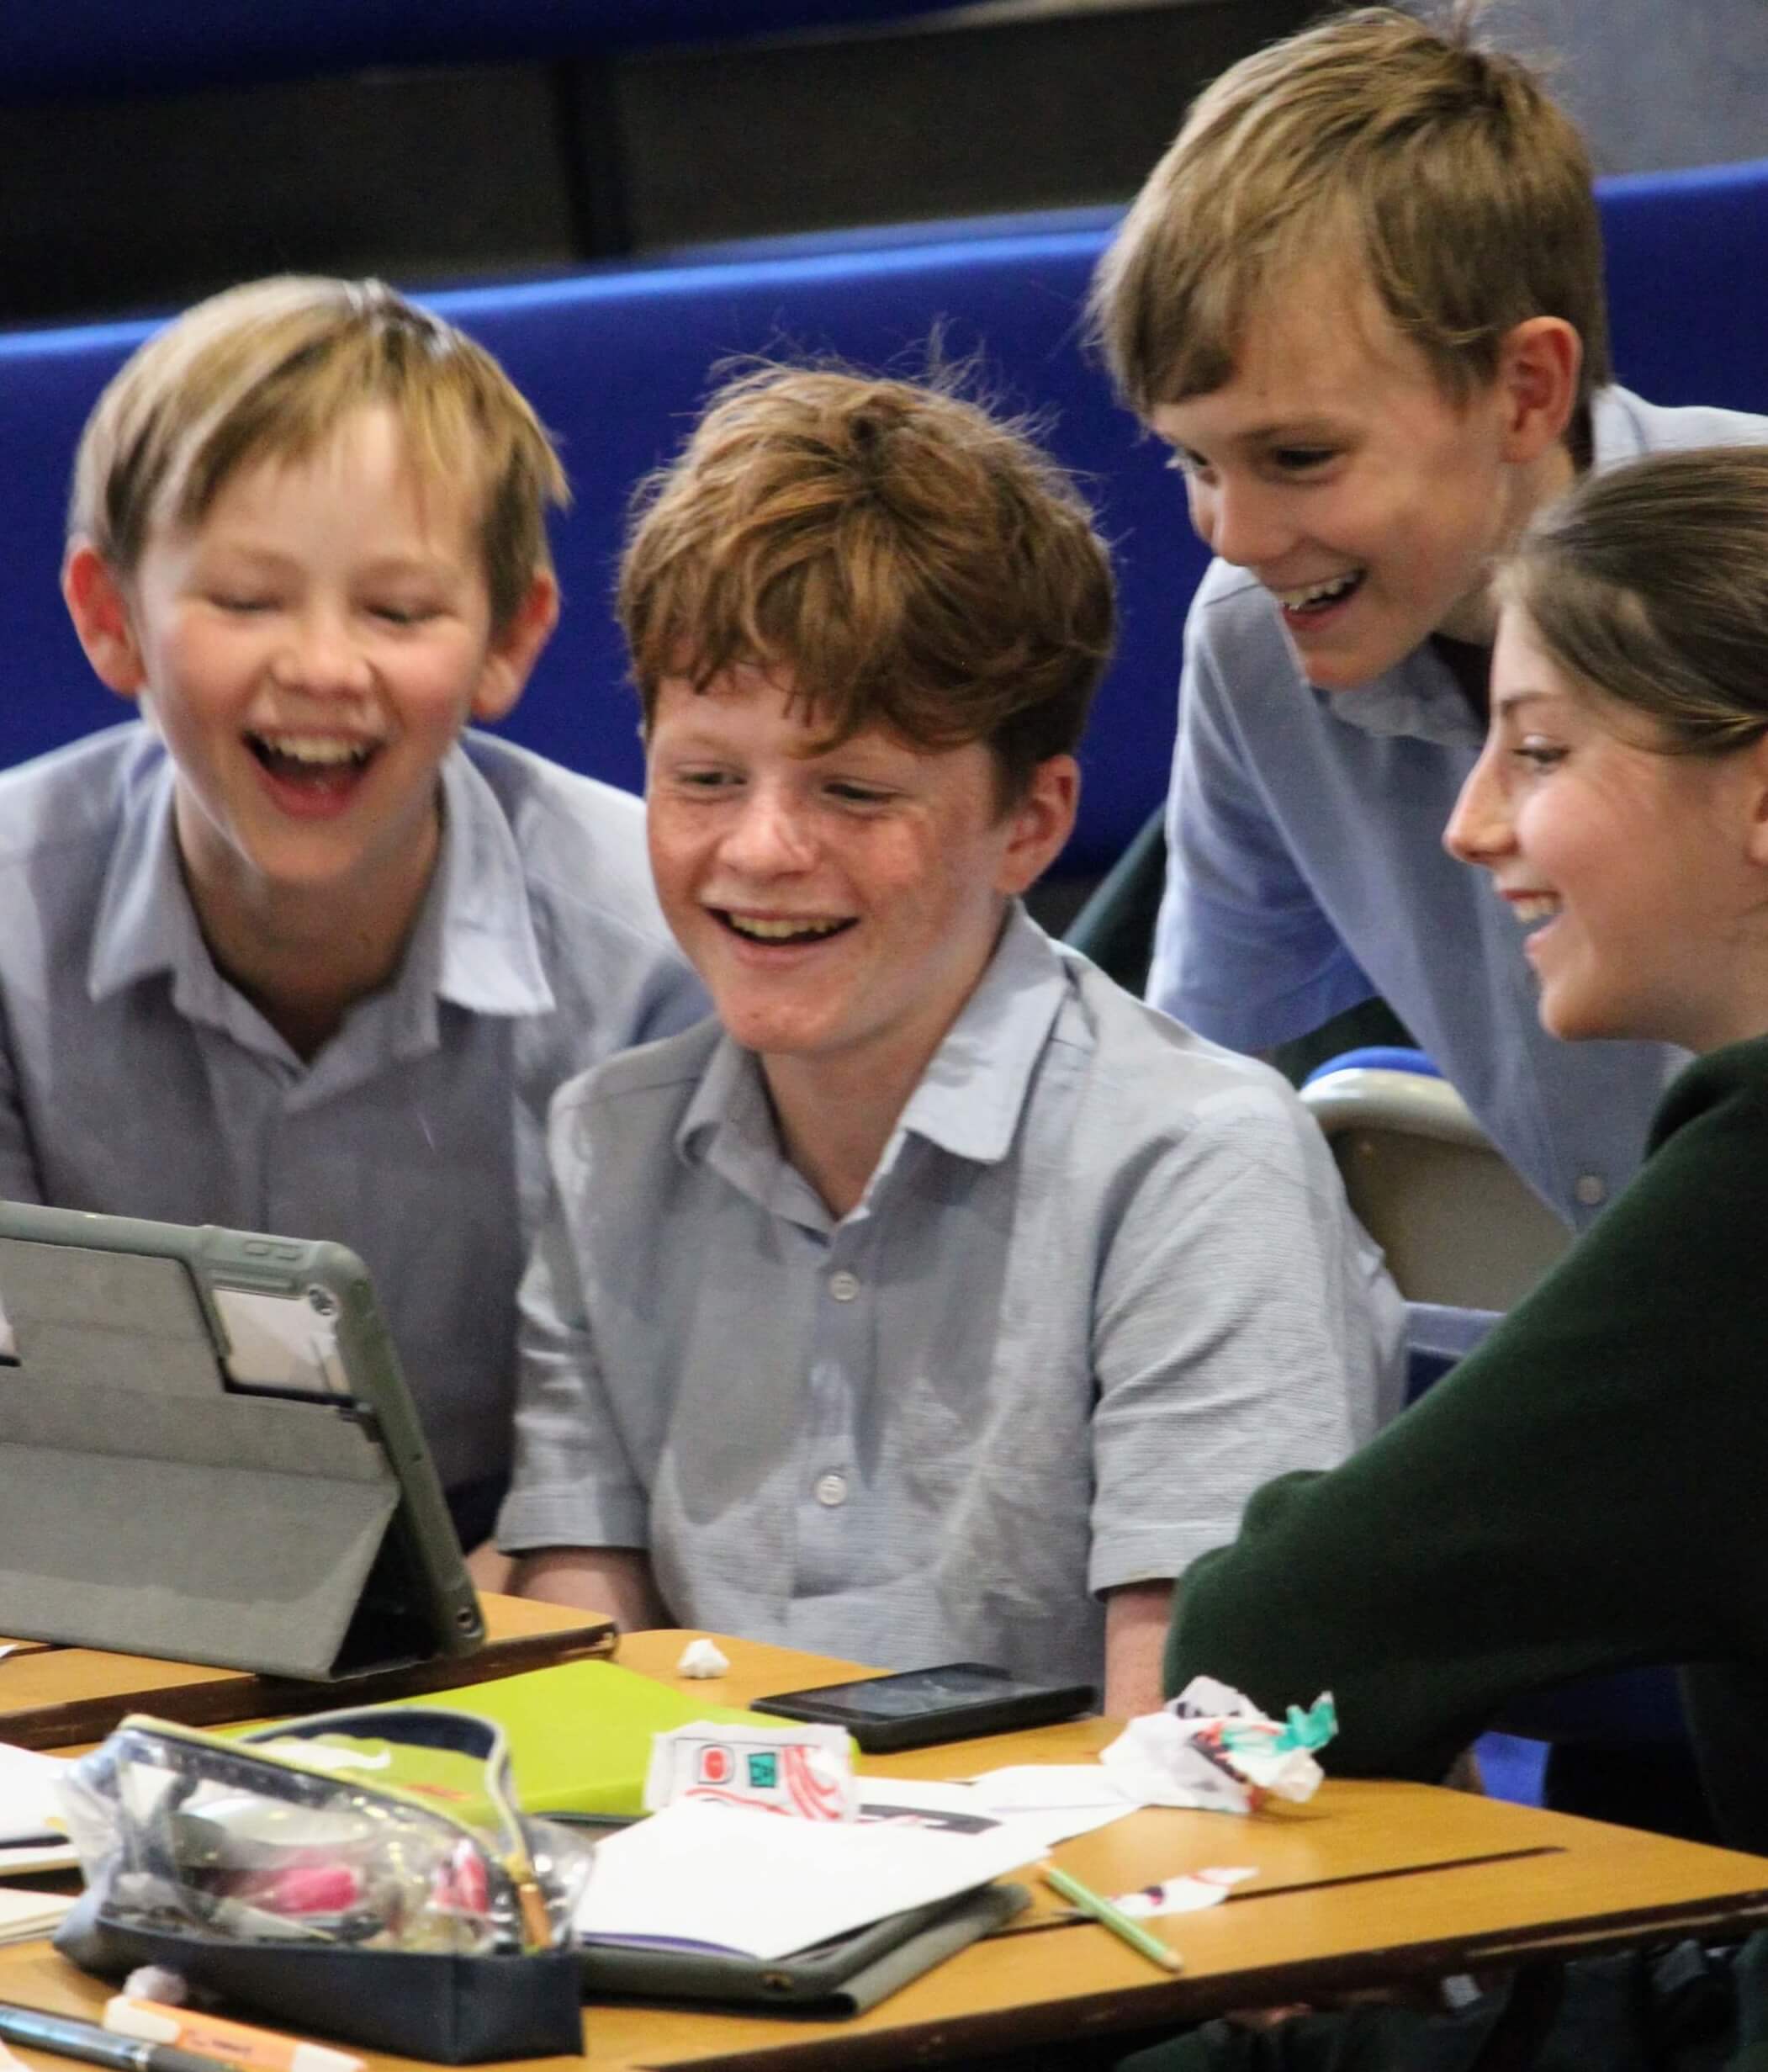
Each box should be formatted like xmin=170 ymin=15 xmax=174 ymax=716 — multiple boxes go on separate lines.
xmin=1148 ymin=386 xmax=1768 ymax=1231
xmin=500 ymin=905 xmax=1403 ymax=1688
xmin=0 ymin=723 xmax=706 ymax=1492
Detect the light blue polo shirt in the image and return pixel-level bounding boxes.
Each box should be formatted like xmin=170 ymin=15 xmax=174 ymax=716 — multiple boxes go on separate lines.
xmin=0 ymin=723 xmax=706 ymax=1492
xmin=500 ymin=905 xmax=1404 ymax=1688
xmin=1148 ymin=386 xmax=1768 ymax=1230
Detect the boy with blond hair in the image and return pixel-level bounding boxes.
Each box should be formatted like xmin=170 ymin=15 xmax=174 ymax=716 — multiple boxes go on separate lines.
xmin=3 ymin=276 xmax=702 ymax=1542
xmin=1090 ymin=4 xmax=1768 ymax=1230
xmin=500 ymin=364 xmax=1402 ymax=1712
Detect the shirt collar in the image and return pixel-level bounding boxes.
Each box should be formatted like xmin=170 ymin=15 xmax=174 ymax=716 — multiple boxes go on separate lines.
xmin=425 ymin=747 xmax=554 ymax=1018
xmin=87 ymin=739 xmax=555 ymax=1028
xmin=87 ymin=745 xmax=216 ymax=1008
xmin=1322 ymin=384 xmax=1641 ymax=749
xmin=891 ymin=903 xmax=1067 ymax=1164
xmin=674 ymin=902 xmax=1068 ymax=1199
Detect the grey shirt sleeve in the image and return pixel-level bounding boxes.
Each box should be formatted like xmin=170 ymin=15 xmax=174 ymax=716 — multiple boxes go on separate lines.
xmin=1088 ymin=1081 xmax=1394 ymax=1593
xmin=496 ymin=1137 xmax=649 ymax=1555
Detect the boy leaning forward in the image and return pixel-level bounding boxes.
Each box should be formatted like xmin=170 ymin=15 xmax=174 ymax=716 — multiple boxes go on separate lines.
xmin=499 ymin=366 xmax=1404 ymax=1714
xmin=1090 ymin=4 xmax=1768 ymax=1230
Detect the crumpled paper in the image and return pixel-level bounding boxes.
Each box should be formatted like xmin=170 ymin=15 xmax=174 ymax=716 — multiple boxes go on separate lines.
xmin=1098 ymin=1676 xmax=1336 ymax=1815
xmin=676 ymin=1636 xmax=731 ymax=1678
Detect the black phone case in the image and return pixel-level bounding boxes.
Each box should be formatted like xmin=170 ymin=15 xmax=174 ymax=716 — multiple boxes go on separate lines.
xmin=753 ymin=1664 xmax=1095 ymax=1751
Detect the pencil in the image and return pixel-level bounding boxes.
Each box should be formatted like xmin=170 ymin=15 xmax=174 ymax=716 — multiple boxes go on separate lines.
xmin=1042 ymin=1863 xmax=1183 ymax=1974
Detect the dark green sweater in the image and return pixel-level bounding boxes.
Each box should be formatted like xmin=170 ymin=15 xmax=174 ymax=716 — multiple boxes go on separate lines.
xmin=1167 ymin=1033 xmax=1768 ymax=1852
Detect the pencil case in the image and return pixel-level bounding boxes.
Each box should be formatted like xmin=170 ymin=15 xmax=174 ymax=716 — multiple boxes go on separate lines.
xmin=54 ymin=1707 xmax=588 ymax=2062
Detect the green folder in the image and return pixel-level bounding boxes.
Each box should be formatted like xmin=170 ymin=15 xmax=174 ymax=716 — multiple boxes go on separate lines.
xmin=374 ymin=1659 xmax=778 ymax=1816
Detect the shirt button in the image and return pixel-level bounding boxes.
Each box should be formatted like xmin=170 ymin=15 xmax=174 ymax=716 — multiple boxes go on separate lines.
xmin=828 ymin=1269 xmax=860 ymax=1302
xmin=813 ymin=1471 xmax=849 ymax=1508
xmin=1574 ymin=1173 xmax=1607 ymax=1208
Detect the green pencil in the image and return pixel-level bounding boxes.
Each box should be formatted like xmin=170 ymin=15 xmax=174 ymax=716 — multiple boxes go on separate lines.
xmin=1043 ymin=1863 xmax=1183 ymax=1974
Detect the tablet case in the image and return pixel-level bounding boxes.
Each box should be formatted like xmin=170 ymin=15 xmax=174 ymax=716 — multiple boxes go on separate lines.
xmin=577 ymin=1879 xmax=1030 ymax=2013
xmin=0 ymin=1611 xmax=616 ymax=1752
xmin=0 ymin=1201 xmax=484 ymax=1681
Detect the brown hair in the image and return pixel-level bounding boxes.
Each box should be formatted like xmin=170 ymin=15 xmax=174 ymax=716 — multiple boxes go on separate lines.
xmin=70 ymin=275 xmax=569 ymax=632
xmin=1500 ymin=446 xmax=1768 ymax=757
xmin=617 ymin=363 xmax=1115 ymax=803
xmin=1089 ymin=4 xmax=1611 ymax=420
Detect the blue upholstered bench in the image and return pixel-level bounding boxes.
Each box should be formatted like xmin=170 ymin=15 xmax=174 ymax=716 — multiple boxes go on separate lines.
xmin=3 ymin=157 xmax=1767 ymax=878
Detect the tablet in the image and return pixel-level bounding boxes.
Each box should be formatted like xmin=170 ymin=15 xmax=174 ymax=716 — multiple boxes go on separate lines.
xmin=0 ymin=1200 xmax=484 ymax=1680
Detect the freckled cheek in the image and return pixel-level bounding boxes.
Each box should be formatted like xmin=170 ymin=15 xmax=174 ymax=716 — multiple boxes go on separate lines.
xmin=646 ymin=825 xmax=717 ymax=921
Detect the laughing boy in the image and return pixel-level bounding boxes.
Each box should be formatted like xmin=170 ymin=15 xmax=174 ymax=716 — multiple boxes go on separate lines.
xmin=0 ymin=276 xmax=703 ymax=1542
xmin=499 ymin=364 xmax=1403 ymax=1711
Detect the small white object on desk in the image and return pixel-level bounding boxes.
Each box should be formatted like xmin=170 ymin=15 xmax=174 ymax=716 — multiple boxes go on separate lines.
xmin=676 ymin=1637 xmax=730 ymax=1678
xmin=1112 ymin=1866 xmax=1257 ymax=1918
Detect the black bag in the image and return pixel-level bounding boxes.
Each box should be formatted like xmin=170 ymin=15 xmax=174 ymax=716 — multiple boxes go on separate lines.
xmin=1115 ymin=1934 xmax=1768 ymax=2072
xmin=55 ymin=1894 xmax=583 ymax=2064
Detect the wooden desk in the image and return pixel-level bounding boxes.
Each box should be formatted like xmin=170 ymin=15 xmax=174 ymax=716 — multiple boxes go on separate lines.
xmin=5 ymin=1623 xmax=1768 ymax=2071
xmin=0 ymin=1595 xmax=612 ymax=1751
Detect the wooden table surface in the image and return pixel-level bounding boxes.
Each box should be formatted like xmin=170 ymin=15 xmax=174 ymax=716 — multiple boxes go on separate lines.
xmin=0 ymin=1595 xmax=614 ymax=1750
xmin=4 ymin=1612 xmax=1768 ymax=2071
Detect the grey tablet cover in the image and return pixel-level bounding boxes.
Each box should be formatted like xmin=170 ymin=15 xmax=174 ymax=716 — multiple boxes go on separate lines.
xmin=0 ymin=1201 xmax=484 ymax=1680
xmin=576 ymin=1880 xmax=1030 ymax=2014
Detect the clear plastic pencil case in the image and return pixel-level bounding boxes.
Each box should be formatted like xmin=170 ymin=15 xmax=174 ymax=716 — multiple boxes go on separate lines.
xmin=55 ymin=1707 xmax=589 ymax=2061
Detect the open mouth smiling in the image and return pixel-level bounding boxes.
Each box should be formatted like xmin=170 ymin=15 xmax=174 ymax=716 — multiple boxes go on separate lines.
xmin=246 ymin=732 xmax=382 ymax=787
xmin=715 ymin=910 xmax=858 ymax=946
xmin=1272 ymin=570 xmax=1364 ymax=617
xmin=1509 ymin=894 xmax=1562 ymax=925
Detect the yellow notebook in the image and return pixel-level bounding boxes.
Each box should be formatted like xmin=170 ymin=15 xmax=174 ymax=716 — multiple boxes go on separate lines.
xmin=375 ymin=1658 xmax=776 ymax=1816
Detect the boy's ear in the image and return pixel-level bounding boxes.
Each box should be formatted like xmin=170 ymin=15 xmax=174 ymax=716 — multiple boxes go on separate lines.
xmin=473 ymin=570 xmax=559 ymax=723
xmin=62 ymin=542 xmax=148 ymax=699
xmin=995 ymin=754 xmax=1081 ymax=898
xmin=1495 ymin=316 xmax=1581 ymax=464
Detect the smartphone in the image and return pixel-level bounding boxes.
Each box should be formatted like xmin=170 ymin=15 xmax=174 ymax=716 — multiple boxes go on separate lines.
xmin=751 ymin=1661 xmax=1096 ymax=1752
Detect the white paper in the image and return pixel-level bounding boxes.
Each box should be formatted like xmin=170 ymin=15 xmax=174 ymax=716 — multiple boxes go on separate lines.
xmin=851 ymin=1775 xmax=1096 ymax=1851
xmin=0 ymin=1885 xmax=72 ymax=1944
xmin=0 ymin=1743 xmax=72 ymax=1846
xmin=1170 ymin=1676 xmax=1261 ymax=1720
xmin=576 ymin=1797 xmax=1045 ymax=1958
xmin=959 ymin=1766 xmax=1144 ymax=1844
xmin=1100 ymin=1714 xmax=1256 ymax=1814
xmin=0 ymin=1842 xmax=77 ymax=1877
xmin=966 ymin=1766 xmax=1140 ymax=1811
